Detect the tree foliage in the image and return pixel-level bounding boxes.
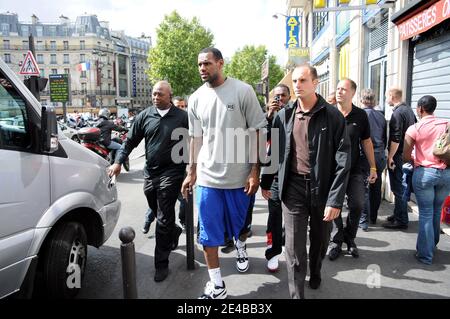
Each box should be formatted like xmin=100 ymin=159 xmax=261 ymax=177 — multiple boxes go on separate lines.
xmin=147 ymin=11 xmax=214 ymax=97
xmin=224 ymin=45 xmax=284 ymax=102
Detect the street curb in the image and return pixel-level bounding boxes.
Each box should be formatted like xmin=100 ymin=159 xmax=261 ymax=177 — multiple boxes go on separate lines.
xmin=409 ymin=202 xmax=450 ymax=236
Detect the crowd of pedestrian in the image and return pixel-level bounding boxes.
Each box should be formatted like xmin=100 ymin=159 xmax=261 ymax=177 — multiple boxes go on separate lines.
xmin=107 ymin=47 xmax=450 ymax=299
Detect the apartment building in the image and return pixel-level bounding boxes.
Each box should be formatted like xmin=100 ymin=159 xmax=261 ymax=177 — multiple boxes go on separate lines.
xmin=285 ymin=0 xmax=450 ymax=119
xmin=0 ymin=12 xmax=152 ymax=114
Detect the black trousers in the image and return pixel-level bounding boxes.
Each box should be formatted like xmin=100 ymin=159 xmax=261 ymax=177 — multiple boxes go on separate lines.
xmin=144 ymin=175 xmax=183 ymax=270
xmin=332 ymin=173 xmax=365 ymax=246
xmin=266 ymin=178 xmax=283 ymax=260
xmin=282 ymin=173 xmax=332 ymax=299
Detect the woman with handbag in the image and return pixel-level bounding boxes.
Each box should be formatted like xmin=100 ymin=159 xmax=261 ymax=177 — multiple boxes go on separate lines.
xmin=403 ymin=95 xmax=450 ymax=265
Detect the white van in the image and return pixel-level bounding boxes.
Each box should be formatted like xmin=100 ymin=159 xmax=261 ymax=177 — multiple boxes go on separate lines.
xmin=0 ymin=58 xmax=121 ymax=298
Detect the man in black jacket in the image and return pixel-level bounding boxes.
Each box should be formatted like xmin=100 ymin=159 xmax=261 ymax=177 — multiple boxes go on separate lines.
xmin=109 ymin=81 xmax=188 ymax=283
xmin=260 ymin=65 xmax=350 ymax=299
xmin=383 ymin=88 xmax=416 ymax=229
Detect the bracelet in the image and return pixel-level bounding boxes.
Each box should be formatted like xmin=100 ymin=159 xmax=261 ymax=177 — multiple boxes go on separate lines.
xmin=370 ymin=167 xmax=377 ymax=171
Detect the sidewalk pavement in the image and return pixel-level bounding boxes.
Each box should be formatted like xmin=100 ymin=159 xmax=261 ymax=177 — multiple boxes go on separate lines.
xmin=79 ymin=183 xmax=450 ymax=299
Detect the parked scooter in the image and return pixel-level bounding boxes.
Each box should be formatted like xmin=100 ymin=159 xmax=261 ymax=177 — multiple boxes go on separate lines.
xmin=77 ymin=127 xmax=130 ymax=171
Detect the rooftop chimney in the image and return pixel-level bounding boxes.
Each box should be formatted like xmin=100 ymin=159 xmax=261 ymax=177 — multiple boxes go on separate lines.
xmin=59 ymin=14 xmax=69 ymax=24
xmin=31 ymin=14 xmax=39 ymax=24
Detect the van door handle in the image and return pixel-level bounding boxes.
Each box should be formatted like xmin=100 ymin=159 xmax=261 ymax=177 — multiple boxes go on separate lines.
xmin=108 ymin=175 xmax=116 ymax=189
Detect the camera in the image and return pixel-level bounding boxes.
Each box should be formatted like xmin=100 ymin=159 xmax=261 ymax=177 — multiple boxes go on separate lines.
xmin=274 ymin=95 xmax=280 ymax=103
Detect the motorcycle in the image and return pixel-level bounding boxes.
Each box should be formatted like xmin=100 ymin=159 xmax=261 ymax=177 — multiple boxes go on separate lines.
xmin=77 ymin=127 xmax=130 ymax=171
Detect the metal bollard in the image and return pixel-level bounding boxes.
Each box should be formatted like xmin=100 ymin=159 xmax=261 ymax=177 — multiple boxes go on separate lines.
xmin=185 ymin=190 xmax=195 ymax=270
xmin=119 ymin=227 xmax=138 ymax=299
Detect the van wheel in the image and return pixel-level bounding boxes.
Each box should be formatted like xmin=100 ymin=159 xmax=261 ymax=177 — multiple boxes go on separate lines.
xmin=42 ymin=222 xmax=87 ymax=299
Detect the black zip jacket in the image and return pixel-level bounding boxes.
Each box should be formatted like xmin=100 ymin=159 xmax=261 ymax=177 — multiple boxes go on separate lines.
xmin=96 ymin=116 xmax=127 ymax=146
xmin=115 ymin=106 xmax=188 ymax=178
xmin=261 ymin=95 xmax=350 ymax=209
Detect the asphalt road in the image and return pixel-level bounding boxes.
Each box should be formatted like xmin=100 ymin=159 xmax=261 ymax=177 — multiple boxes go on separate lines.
xmin=77 ymin=155 xmax=450 ymax=300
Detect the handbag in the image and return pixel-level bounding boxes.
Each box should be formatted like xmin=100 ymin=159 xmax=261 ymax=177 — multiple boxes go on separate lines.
xmin=433 ymin=122 xmax=450 ymax=165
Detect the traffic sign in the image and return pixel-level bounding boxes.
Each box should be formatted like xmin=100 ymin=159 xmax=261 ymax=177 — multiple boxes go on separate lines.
xmin=49 ymin=74 xmax=70 ymax=103
xmin=261 ymin=59 xmax=269 ymax=81
xmin=19 ymin=51 xmax=40 ymax=76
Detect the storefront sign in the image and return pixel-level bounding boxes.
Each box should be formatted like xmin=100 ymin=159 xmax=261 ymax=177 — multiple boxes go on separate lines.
xmin=397 ymin=0 xmax=450 ymax=40
xmin=286 ymin=16 xmax=301 ymax=48
xmin=287 ymin=48 xmax=310 ymax=66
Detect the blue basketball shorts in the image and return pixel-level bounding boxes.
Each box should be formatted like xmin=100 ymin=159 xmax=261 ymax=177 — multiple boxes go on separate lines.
xmin=196 ymin=186 xmax=251 ymax=247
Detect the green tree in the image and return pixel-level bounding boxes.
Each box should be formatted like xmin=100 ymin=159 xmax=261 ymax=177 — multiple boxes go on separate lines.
xmin=147 ymin=11 xmax=214 ymax=96
xmin=224 ymin=45 xmax=284 ymax=103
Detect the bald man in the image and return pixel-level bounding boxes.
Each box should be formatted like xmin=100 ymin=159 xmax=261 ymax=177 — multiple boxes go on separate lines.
xmin=109 ymin=81 xmax=189 ymax=282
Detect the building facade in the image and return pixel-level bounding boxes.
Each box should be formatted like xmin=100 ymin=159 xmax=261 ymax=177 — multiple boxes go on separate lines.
xmin=0 ymin=12 xmax=152 ymax=115
xmin=285 ymin=0 xmax=450 ymax=120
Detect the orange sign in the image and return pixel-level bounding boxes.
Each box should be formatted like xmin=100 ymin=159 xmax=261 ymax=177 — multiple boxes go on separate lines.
xmin=398 ymin=0 xmax=450 ymax=41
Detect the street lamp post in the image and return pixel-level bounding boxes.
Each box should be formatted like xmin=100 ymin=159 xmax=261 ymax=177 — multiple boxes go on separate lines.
xmin=92 ymin=50 xmax=106 ymax=110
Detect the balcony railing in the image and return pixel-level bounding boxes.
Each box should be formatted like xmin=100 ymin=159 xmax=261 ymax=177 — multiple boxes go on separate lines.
xmin=2 ymin=44 xmax=116 ymax=53
xmin=40 ymin=89 xmax=117 ymax=96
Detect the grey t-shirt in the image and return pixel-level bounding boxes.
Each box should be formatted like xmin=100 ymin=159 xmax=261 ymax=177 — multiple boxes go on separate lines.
xmin=188 ymin=77 xmax=267 ymax=189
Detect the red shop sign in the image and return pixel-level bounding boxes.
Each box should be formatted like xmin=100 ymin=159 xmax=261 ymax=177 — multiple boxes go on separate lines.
xmin=397 ymin=0 xmax=450 ymax=41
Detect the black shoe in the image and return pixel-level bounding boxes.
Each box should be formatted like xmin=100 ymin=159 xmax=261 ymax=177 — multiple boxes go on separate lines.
xmin=309 ymin=275 xmax=321 ymax=289
xmin=154 ymin=268 xmax=169 ymax=282
xmin=328 ymin=244 xmax=342 ymax=261
xmin=142 ymin=221 xmax=151 ymax=234
xmin=171 ymin=225 xmax=183 ymax=250
xmin=382 ymin=220 xmax=408 ymax=229
xmin=386 ymin=214 xmax=395 ymax=222
xmin=348 ymin=246 xmax=359 ymax=258
xmin=220 ymin=239 xmax=235 ymax=254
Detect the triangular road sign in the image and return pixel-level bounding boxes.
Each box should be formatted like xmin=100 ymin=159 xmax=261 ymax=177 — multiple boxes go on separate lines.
xmin=19 ymin=51 xmax=40 ymax=75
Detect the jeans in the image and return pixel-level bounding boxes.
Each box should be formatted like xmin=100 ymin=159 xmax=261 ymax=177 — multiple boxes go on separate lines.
xmin=145 ymin=207 xmax=156 ymax=224
xmin=107 ymin=140 xmax=122 ymax=162
xmin=402 ymin=162 xmax=414 ymax=202
xmin=413 ymin=167 xmax=450 ymax=264
xmin=360 ymin=153 xmax=386 ymax=227
xmin=388 ymin=155 xmax=409 ymax=225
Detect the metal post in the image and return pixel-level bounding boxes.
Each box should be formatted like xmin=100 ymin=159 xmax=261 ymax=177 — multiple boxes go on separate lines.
xmin=185 ymin=190 xmax=195 ymax=270
xmin=62 ymin=102 xmax=67 ymax=124
xmin=119 ymin=227 xmax=138 ymax=299
xmin=28 ymin=34 xmax=40 ymax=101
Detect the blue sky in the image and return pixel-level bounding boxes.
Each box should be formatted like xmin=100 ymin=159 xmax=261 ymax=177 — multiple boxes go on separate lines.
xmin=1 ymin=0 xmax=288 ymax=65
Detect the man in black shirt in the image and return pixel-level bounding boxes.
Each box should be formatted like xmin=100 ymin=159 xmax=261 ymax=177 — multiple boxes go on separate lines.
xmin=328 ymin=79 xmax=377 ymax=261
xmin=383 ymin=88 xmax=416 ymax=229
xmin=109 ymin=81 xmax=188 ymax=282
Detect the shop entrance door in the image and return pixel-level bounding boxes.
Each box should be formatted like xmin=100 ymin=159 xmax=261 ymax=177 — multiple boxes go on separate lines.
xmin=368 ymin=58 xmax=387 ymax=112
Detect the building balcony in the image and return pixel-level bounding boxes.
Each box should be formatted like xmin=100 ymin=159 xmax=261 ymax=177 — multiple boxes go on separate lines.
xmin=40 ymin=89 xmax=117 ymax=96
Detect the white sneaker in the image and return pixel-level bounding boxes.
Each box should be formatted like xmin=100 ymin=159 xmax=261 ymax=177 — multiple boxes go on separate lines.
xmin=198 ymin=281 xmax=227 ymax=299
xmin=236 ymin=244 xmax=249 ymax=273
xmin=267 ymin=254 xmax=280 ymax=273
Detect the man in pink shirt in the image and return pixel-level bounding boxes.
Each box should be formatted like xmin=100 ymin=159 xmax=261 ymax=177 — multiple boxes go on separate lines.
xmin=403 ymin=95 xmax=450 ymax=265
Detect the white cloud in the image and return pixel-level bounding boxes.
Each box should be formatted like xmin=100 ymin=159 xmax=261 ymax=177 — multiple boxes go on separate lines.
xmin=1 ymin=0 xmax=288 ymax=65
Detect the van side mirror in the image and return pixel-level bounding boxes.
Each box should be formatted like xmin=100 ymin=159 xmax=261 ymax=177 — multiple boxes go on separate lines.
xmin=41 ymin=106 xmax=59 ymax=153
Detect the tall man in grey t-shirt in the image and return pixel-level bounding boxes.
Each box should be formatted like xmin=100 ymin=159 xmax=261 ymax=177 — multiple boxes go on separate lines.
xmin=182 ymin=47 xmax=266 ymax=299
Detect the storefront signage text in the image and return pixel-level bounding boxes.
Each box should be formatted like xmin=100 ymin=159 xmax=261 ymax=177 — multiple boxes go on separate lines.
xmin=398 ymin=0 xmax=450 ymax=40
